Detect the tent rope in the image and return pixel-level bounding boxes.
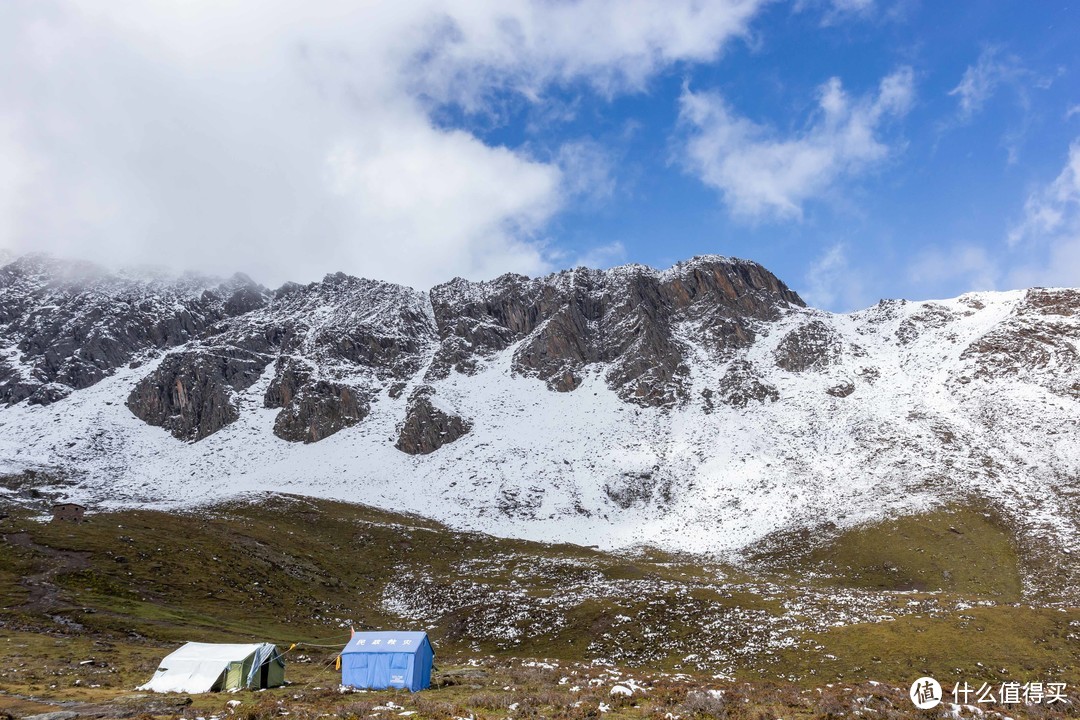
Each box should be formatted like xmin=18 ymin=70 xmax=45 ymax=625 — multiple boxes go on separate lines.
xmin=294 ymin=641 xmax=349 ymax=648
xmin=269 ymin=634 xmax=349 ymax=649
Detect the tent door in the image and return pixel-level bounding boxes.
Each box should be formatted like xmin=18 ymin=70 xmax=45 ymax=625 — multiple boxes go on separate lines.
xmin=260 ymin=661 xmax=270 ymax=688
xmin=224 ymin=661 xmax=244 ymax=690
xmin=268 ymin=656 xmax=286 ymax=688
xmin=389 ymin=653 xmax=409 ymax=689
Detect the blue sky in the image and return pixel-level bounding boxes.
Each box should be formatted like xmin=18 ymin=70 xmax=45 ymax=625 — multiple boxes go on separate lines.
xmin=2 ymin=0 xmax=1078 ymax=309
xmin=456 ymin=0 xmax=1080 ymax=309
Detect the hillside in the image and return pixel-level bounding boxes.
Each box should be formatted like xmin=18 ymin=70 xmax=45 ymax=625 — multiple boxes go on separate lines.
xmin=1 ymin=495 xmax=1077 ymax=717
xmin=0 ymin=253 xmax=1077 ymax=605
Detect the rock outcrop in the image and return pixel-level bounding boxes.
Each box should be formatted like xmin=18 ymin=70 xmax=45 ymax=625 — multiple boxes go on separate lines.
xmin=604 ymin=470 xmax=673 ymax=509
xmin=717 ymin=360 xmax=780 ymax=408
xmin=826 ymin=380 xmax=855 ymax=398
xmin=896 ymin=303 xmax=956 ymax=345
xmin=960 ymin=288 xmax=1080 ymax=398
xmin=132 ymin=273 xmax=435 ymax=442
xmin=774 ymin=319 xmax=843 ymax=372
xmin=395 ymin=386 xmax=471 ymax=455
xmin=0 ymin=255 xmax=268 ymax=406
xmin=430 ymin=257 xmax=803 ymax=407
xmin=264 ymin=358 xmax=369 ymax=443
xmin=127 ymin=347 xmax=272 ymax=441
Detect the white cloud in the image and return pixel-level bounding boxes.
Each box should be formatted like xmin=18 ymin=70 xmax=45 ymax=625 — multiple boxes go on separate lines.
xmin=0 ymin=0 xmax=764 ymax=288
xmin=1009 ymin=140 xmax=1080 ymax=246
xmin=555 ymin=140 xmax=617 ymax=205
xmin=678 ymin=67 xmax=914 ymax=220
xmin=1009 ymin=238 xmax=1080 ymax=290
xmin=822 ymin=0 xmax=876 ymax=23
xmin=408 ymin=0 xmax=764 ymax=106
xmin=949 ymin=47 xmax=1026 ymax=120
xmin=946 ymin=48 xmax=1060 ymax=165
xmin=831 ymin=0 xmax=875 ymax=10
xmin=1005 ymin=139 xmax=1080 ymax=288
xmin=803 ymin=243 xmax=848 ymax=308
xmin=571 ymin=241 xmax=628 ymax=270
xmin=795 ymin=0 xmax=914 ymax=26
xmin=906 ymin=140 xmax=1080 ymax=296
xmin=800 ymin=243 xmax=874 ymax=311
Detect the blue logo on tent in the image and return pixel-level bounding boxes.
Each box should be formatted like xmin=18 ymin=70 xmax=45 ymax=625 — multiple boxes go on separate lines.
xmin=340 ymin=631 xmax=435 ymax=692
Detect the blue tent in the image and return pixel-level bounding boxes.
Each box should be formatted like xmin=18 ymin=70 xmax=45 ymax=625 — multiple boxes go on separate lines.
xmin=340 ymin=631 xmax=434 ymax=692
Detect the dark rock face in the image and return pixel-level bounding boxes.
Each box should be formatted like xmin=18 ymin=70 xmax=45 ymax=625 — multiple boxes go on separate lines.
xmin=4 ymin=253 xmax=809 ymax=444
xmin=512 ymin=288 xmax=600 ymax=394
xmin=264 ymin=358 xmax=369 ymax=443
xmin=223 ymin=276 xmax=271 ymax=316
xmin=826 ymin=380 xmax=856 ymax=398
xmin=0 ymin=255 xmax=269 ymax=406
xmin=425 ymin=273 xmax=542 ymax=381
xmin=1021 ymin=288 xmax=1080 ymax=316
xmin=260 ymin=273 xmax=433 ymax=383
xmin=431 ymin=257 xmax=803 ymax=407
xmin=774 ymin=319 xmax=843 ymax=372
xmin=396 ymin=386 xmax=471 ymax=455
xmin=130 ymin=273 xmax=435 ymax=443
xmin=26 ymin=383 xmax=73 ymax=406
xmin=717 ymin=360 xmax=779 ymax=408
xmin=700 ymin=388 xmax=716 ymax=413
xmin=857 ymin=366 xmax=880 ymax=384
xmin=604 ymin=470 xmax=672 ymax=509
xmin=127 ymin=347 xmax=272 ymax=441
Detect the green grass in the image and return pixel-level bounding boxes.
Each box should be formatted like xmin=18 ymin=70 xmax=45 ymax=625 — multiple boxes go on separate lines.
xmin=740 ymin=503 xmax=1078 ymax=689
xmin=0 ymin=561 xmax=31 ymax=610
xmin=1 ymin=493 xmax=1077 ymax=718
xmin=772 ymin=604 xmax=1080 ymax=688
xmin=748 ymin=504 xmax=1024 ymax=599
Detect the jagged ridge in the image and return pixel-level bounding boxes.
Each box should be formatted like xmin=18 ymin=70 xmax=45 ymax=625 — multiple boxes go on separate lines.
xmin=0 ymin=253 xmax=1077 ymax=597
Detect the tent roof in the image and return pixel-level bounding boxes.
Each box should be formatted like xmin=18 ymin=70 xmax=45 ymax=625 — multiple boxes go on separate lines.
xmin=162 ymin=642 xmax=270 ymax=662
xmin=342 ymin=631 xmax=431 ymax=655
xmin=138 ymin=642 xmax=278 ymax=694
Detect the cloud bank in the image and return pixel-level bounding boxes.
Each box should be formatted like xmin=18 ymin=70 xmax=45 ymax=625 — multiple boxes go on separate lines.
xmin=0 ymin=0 xmax=763 ymax=288
xmin=677 ymin=67 xmax=914 ymax=220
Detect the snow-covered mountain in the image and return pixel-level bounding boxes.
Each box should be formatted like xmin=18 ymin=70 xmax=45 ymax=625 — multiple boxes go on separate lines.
xmin=1 ymin=253 xmax=1077 ymax=563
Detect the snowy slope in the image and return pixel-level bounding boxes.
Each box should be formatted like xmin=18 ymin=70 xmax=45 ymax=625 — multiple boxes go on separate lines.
xmin=0 ymin=255 xmax=1077 ymax=564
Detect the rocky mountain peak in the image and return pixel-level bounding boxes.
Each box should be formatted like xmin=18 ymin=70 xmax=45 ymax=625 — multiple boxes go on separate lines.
xmin=1 ymin=252 xmax=1076 ymax=571
xmin=0 ymin=254 xmax=810 ymax=434
xmin=426 ymin=256 xmax=803 ymax=404
xmin=0 ymin=255 xmax=271 ymax=406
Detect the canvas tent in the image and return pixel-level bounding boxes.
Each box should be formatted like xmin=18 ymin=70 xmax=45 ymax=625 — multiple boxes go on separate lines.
xmin=139 ymin=642 xmax=285 ymax=693
xmin=340 ymin=631 xmax=434 ymax=692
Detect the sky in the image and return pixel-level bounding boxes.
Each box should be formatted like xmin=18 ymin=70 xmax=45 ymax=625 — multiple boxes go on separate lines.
xmin=1 ymin=0 xmax=1078 ymax=310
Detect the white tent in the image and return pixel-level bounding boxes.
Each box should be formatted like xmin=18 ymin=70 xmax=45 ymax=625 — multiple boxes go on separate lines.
xmin=139 ymin=642 xmax=281 ymax=694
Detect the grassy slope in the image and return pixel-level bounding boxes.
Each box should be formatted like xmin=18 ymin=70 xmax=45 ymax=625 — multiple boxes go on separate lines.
xmin=1 ymin=494 xmax=1077 ymax=718
xmin=745 ymin=504 xmax=1023 ymax=597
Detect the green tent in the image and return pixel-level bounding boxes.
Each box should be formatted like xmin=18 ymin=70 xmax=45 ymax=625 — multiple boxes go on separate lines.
xmin=139 ymin=642 xmax=285 ymax=693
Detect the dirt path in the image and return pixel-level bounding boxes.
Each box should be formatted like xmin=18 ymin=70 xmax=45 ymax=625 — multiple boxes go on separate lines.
xmin=3 ymin=532 xmax=91 ymax=614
